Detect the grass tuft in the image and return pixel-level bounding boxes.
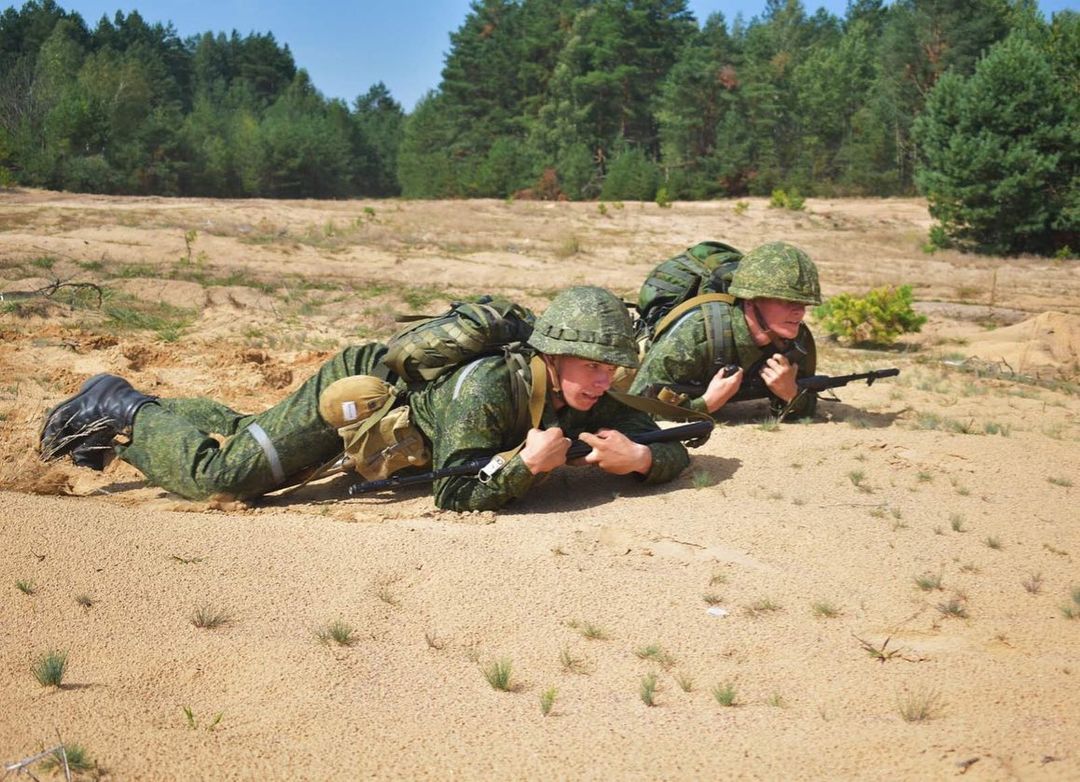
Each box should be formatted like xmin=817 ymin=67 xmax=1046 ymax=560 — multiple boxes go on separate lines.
xmin=40 ymin=743 xmax=93 ymax=774
xmin=914 ymin=572 xmax=943 ymax=591
xmin=540 ymin=687 xmax=557 ymax=716
xmin=559 ymin=646 xmax=590 ymax=675
xmin=712 ymin=682 xmax=738 ymax=707
xmin=640 ymin=673 xmax=658 ymax=706
xmin=31 ymin=650 xmax=67 ymax=687
xmin=16 ymin=579 xmax=35 ymax=595
xmin=898 ymin=688 xmax=945 ymax=722
xmin=75 ymin=593 xmax=94 ymax=608
xmin=1022 ymin=573 xmax=1043 ymax=595
xmin=635 ymin=644 xmax=676 ymax=670
xmin=191 ymin=605 xmax=230 ymax=629
xmin=812 ymin=600 xmax=841 ymax=618
xmin=316 ymin=619 xmax=356 ymax=647
xmin=483 ymin=658 xmax=515 ymax=691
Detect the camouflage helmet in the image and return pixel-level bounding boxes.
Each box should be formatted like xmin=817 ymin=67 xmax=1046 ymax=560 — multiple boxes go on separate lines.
xmin=527 ymin=286 xmax=639 ymax=368
xmin=728 ymin=242 xmax=821 ymax=305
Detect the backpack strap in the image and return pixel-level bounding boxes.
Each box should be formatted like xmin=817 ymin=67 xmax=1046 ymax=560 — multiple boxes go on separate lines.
xmin=700 ymin=299 xmax=734 ymax=375
xmin=479 ymin=352 xmax=547 ymax=483
xmin=653 ymin=292 xmax=736 ymax=340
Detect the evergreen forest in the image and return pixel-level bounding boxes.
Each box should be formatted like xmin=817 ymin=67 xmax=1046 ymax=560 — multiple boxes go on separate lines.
xmin=0 ymin=0 xmax=1076 ymax=254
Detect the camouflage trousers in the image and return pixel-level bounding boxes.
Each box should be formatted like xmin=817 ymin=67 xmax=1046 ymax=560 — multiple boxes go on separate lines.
xmin=117 ymin=343 xmax=389 ymax=500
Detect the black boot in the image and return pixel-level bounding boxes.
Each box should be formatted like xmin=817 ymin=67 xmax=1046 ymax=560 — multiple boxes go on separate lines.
xmin=39 ymin=374 xmax=157 ymax=470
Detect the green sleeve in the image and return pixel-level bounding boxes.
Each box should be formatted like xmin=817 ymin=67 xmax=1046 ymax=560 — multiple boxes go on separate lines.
xmin=423 ymin=359 xmax=538 ymax=512
xmin=629 ymin=310 xmax=713 ymax=414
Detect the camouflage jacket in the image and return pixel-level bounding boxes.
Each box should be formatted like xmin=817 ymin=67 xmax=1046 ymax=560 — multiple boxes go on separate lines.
xmin=409 ymin=352 xmax=690 ymax=512
xmin=628 ymin=303 xmax=817 ymax=419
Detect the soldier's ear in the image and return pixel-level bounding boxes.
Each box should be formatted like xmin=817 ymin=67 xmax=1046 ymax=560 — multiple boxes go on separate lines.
xmin=543 ymin=355 xmax=562 ymax=393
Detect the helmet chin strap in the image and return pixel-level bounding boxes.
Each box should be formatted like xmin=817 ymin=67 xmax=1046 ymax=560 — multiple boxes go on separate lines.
xmin=750 ymin=301 xmax=787 ymax=350
xmin=543 ymin=355 xmax=565 ymax=403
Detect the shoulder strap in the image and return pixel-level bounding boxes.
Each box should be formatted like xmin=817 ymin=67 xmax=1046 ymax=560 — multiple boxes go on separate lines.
xmin=480 ymin=352 xmax=547 ymax=482
xmin=700 ymin=299 xmax=734 ymax=374
xmin=653 ymin=292 xmax=736 ymax=340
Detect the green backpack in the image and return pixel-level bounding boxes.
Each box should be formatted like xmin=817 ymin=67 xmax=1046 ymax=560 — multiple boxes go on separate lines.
xmin=636 ymin=241 xmax=744 ymax=338
xmin=382 ymin=295 xmax=536 ymax=384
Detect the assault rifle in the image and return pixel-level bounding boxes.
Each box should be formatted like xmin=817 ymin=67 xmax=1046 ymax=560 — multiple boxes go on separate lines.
xmin=347 ymin=418 xmax=715 ymax=496
xmin=639 ymin=367 xmax=900 ymax=403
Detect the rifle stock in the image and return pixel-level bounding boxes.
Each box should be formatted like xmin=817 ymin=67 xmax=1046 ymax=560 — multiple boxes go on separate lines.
xmin=347 ymin=419 xmax=714 ymax=496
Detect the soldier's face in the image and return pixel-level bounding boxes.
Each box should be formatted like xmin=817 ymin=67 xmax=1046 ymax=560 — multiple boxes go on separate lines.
xmin=554 ymin=356 xmax=618 ymax=411
xmin=753 ymin=298 xmax=806 ymax=340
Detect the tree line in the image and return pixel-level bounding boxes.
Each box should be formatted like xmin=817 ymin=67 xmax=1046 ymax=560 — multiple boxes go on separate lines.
xmin=0 ymin=0 xmax=1075 ymax=254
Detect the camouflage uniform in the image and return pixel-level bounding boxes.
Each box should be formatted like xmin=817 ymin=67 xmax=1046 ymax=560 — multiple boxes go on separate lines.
xmin=111 ymin=287 xmax=688 ymax=510
xmin=630 ymin=241 xmax=821 ymax=419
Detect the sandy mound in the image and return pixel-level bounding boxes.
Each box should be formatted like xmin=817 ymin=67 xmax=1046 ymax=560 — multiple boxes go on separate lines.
xmin=963 ymin=311 xmax=1080 ymax=379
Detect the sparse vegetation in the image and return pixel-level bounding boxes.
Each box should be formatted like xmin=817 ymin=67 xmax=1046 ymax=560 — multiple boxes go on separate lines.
xmin=712 ymin=682 xmax=738 ymax=707
xmin=691 ymin=469 xmax=716 ymax=489
xmin=640 ymin=673 xmax=658 ymax=706
xmin=897 ymin=688 xmax=944 ymax=722
xmin=15 ymin=579 xmax=35 ymax=595
xmin=75 ymin=593 xmax=94 ymax=607
xmin=1047 ymin=475 xmax=1073 ymax=488
xmin=812 ymin=600 xmax=841 ymax=618
xmin=31 ymin=650 xmax=68 ymax=687
xmin=317 ymin=620 xmax=357 ymax=647
xmin=559 ymin=646 xmax=590 ymax=675
xmin=1022 ymin=573 xmax=1043 ymax=594
xmin=483 ymin=658 xmax=515 ymax=691
xmin=745 ymin=598 xmax=781 ymax=617
xmin=984 ymin=535 xmax=1003 ymax=550
xmin=540 ymin=687 xmax=557 ymax=716
xmin=936 ymin=597 xmax=969 ymax=619
xmin=950 ymin=514 xmax=966 ymax=532
xmin=914 ymin=572 xmax=943 ymax=591
xmin=635 ymin=644 xmax=676 ymax=670
xmin=191 ymin=605 xmax=230 ymax=629
xmin=675 ymin=672 xmax=694 ymax=693
xmin=40 ymin=743 xmax=94 ymax=774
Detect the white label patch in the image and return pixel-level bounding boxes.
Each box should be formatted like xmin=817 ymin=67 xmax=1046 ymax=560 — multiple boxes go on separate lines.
xmin=340 ymin=401 xmax=359 ymax=422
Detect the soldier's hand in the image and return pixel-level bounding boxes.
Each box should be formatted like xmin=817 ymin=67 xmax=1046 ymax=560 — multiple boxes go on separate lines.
xmin=760 ymin=353 xmax=798 ymax=401
xmin=520 ymin=426 xmax=572 ymax=475
xmin=578 ymin=429 xmax=652 ymax=476
xmin=702 ymin=365 xmax=744 ymax=413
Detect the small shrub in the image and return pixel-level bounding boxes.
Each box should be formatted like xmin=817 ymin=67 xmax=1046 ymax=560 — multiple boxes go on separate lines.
xmin=635 ymin=644 xmax=676 ymax=669
xmin=950 ymin=514 xmax=966 ymax=532
xmin=915 ymin=572 xmax=943 ymax=591
xmin=814 ymin=285 xmax=927 ymax=346
xmin=16 ymin=579 xmax=35 ymax=595
xmin=712 ymin=682 xmax=738 ymax=706
xmin=733 ymin=200 xmax=749 ymax=215
xmin=898 ymin=688 xmax=944 ymax=722
xmin=655 ymin=187 xmax=673 ymax=208
xmin=40 ymin=743 xmax=93 ymax=774
xmin=317 ymin=620 xmax=356 ymax=647
xmin=31 ymin=650 xmax=67 ymax=687
xmin=191 ymin=605 xmax=230 ymax=629
xmin=483 ymin=658 xmax=515 ymax=691
xmin=812 ymin=600 xmax=841 ymax=618
xmin=768 ymin=188 xmax=804 ymax=211
xmin=640 ymin=672 xmax=658 ymax=706
xmin=984 ymin=535 xmax=1003 ymax=550
xmin=540 ymin=687 xmax=557 ymax=716
xmin=1022 ymin=573 xmax=1043 ymax=594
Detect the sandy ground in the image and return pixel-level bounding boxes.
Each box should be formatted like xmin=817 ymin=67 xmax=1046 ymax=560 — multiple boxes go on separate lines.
xmin=1 ymin=190 xmax=1079 ymax=780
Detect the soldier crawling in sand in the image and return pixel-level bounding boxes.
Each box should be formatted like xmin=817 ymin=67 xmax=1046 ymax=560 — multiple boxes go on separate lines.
xmin=39 ymin=286 xmax=695 ymax=511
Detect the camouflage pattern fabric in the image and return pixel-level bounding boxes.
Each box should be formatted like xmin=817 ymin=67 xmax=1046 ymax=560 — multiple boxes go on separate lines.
xmin=527 ymin=285 xmax=638 ymax=368
xmin=629 ymin=304 xmax=818 ymax=419
xmin=118 ymin=343 xmax=390 ymax=500
xmin=116 ymin=339 xmax=688 ymax=509
xmin=727 ymin=241 xmax=821 ymax=305
xmin=408 ymin=351 xmax=689 ymax=511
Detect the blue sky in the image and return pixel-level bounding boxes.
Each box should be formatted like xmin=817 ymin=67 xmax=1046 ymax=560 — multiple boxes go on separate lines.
xmin=41 ymin=0 xmax=1077 ymax=110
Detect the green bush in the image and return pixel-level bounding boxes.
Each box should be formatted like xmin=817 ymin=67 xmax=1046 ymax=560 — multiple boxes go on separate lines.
xmin=655 ymin=186 xmax=672 ymax=208
xmin=814 ymin=285 xmax=927 ymax=345
xmin=768 ymin=188 xmax=805 ymax=211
